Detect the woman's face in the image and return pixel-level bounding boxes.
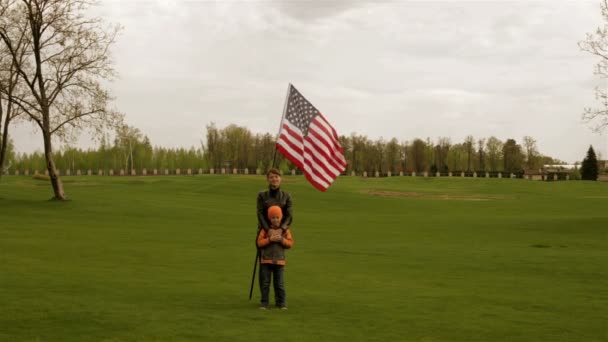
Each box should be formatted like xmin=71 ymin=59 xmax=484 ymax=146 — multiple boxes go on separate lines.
xmin=267 ymin=173 xmax=281 ymax=189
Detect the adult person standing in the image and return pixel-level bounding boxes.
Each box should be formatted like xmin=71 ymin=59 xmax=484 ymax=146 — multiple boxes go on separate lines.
xmin=257 ymin=168 xmax=293 ymax=231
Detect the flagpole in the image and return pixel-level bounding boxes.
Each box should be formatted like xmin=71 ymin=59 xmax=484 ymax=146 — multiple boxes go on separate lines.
xmin=250 ymin=83 xmax=292 ymax=301
xmin=272 ymin=83 xmax=292 ymax=168
xmin=248 ymin=248 xmax=259 ymax=300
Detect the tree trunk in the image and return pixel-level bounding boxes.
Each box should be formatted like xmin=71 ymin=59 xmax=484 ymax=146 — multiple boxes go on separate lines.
xmin=0 ymin=97 xmax=4 ymax=181
xmin=0 ymin=112 xmax=10 ymax=182
xmin=0 ymin=97 xmax=12 ymax=182
xmin=129 ymin=141 xmax=134 ymax=172
xmin=43 ymin=130 xmax=66 ymax=200
xmin=28 ymin=3 xmax=64 ymax=200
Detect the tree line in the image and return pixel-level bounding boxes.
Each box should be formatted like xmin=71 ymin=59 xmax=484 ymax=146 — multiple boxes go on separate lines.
xmin=339 ymin=134 xmax=560 ymax=175
xmin=3 ymin=122 xmax=564 ymax=175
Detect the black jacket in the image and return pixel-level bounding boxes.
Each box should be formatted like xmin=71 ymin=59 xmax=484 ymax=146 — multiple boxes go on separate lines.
xmin=257 ymin=187 xmax=293 ymax=230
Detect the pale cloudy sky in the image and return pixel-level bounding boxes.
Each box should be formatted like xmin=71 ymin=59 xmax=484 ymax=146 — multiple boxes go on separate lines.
xmin=12 ymin=0 xmax=608 ymax=163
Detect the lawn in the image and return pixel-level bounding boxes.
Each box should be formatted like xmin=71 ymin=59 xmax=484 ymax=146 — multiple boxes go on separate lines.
xmin=1 ymin=175 xmax=607 ymax=341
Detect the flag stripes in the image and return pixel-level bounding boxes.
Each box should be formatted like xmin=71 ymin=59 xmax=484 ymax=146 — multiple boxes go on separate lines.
xmin=276 ymin=85 xmax=346 ymax=191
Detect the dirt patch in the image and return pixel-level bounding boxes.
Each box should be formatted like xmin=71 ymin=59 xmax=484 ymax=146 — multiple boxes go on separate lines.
xmin=531 ymin=244 xmax=551 ymax=248
xmin=363 ymin=190 xmax=503 ymax=201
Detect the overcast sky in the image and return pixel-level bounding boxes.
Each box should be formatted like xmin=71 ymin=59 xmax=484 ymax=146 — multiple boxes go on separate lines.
xmin=11 ymin=0 xmax=608 ymax=163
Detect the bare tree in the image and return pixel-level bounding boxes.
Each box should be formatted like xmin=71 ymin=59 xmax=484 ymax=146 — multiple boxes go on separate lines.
xmin=522 ymin=136 xmax=538 ymax=171
xmin=401 ymin=140 xmax=409 ymax=172
xmin=579 ymin=0 xmax=608 ymax=132
xmin=338 ymin=135 xmax=351 ymax=173
xmin=372 ymin=138 xmax=385 ymax=173
xmin=221 ymin=124 xmax=253 ymax=169
xmin=477 ymin=138 xmax=486 ymax=172
xmin=0 ymin=1 xmax=26 ymax=180
xmin=385 ymin=138 xmax=400 ymax=173
xmin=0 ymin=63 xmax=20 ymax=180
xmin=114 ymin=124 xmax=142 ymax=172
xmin=503 ymin=138 xmax=524 ymax=174
xmin=0 ymin=51 xmax=19 ymax=179
xmin=204 ymin=122 xmax=223 ymax=170
xmin=411 ymin=138 xmax=427 ymax=173
xmin=486 ymin=136 xmax=503 ymax=172
xmin=350 ymin=133 xmax=367 ymax=173
xmin=0 ymin=0 xmax=122 ymax=199
xmin=435 ymin=137 xmax=451 ymax=172
xmin=464 ymin=135 xmax=475 ymax=172
xmin=447 ymin=143 xmax=465 ymax=172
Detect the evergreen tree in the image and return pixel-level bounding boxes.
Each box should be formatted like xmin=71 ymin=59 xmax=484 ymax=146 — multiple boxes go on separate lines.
xmin=581 ymin=145 xmax=599 ymax=181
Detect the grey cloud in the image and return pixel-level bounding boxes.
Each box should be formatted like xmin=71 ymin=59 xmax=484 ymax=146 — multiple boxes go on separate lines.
xmin=273 ymin=0 xmax=374 ymax=21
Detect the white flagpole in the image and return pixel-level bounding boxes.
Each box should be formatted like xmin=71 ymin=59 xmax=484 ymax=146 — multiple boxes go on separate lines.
xmin=272 ymin=83 xmax=292 ymax=168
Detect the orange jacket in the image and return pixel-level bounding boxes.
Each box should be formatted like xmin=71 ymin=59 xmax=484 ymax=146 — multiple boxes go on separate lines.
xmin=257 ymin=228 xmax=294 ymax=265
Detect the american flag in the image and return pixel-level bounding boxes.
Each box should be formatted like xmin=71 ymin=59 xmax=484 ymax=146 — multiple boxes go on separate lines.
xmin=276 ymin=84 xmax=347 ymax=191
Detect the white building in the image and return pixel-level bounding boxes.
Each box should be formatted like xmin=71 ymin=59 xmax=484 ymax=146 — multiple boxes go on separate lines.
xmin=542 ymin=164 xmax=577 ymax=172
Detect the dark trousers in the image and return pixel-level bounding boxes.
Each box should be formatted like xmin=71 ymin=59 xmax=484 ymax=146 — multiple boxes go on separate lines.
xmin=259 ymin=263 xmax=286 ymax=307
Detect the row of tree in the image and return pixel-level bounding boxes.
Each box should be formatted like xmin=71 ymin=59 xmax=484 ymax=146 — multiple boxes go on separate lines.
xmin=4 ymin=122 xmax=564 ymax=175
xmin=6 ymin=134 xmax=207 ymax=173
xmin=339 ymin=135 xmax=559 ymax=174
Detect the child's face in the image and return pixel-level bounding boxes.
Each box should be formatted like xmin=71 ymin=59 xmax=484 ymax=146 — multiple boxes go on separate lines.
xmin=270 ymin=215 xmax=282 ymax=227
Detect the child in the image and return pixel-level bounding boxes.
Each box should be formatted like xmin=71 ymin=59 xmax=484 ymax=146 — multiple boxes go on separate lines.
xmin=257 ymin=205 xmax=294 ymax=310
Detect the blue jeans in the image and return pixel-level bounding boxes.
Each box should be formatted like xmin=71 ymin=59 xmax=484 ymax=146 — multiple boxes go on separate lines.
xmin=259 ymin=263 xmax=286 ymax=307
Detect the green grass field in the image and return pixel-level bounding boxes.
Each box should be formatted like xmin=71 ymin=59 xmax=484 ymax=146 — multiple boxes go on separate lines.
xmin=1 ymin=175 xmax=607 ymax=341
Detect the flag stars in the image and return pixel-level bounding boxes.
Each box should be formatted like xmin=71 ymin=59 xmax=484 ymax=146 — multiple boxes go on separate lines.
xmin=285 ymin=87 xmax=319 ymax=135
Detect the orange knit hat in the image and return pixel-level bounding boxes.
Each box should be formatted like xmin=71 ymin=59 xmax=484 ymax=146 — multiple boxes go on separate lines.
xmin=267 ymin=205 xmax=283 ymax=219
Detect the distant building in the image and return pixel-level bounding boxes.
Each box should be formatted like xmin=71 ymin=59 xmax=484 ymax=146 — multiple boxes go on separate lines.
xmin=542 ymin=164 xmax=577 ymax=172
